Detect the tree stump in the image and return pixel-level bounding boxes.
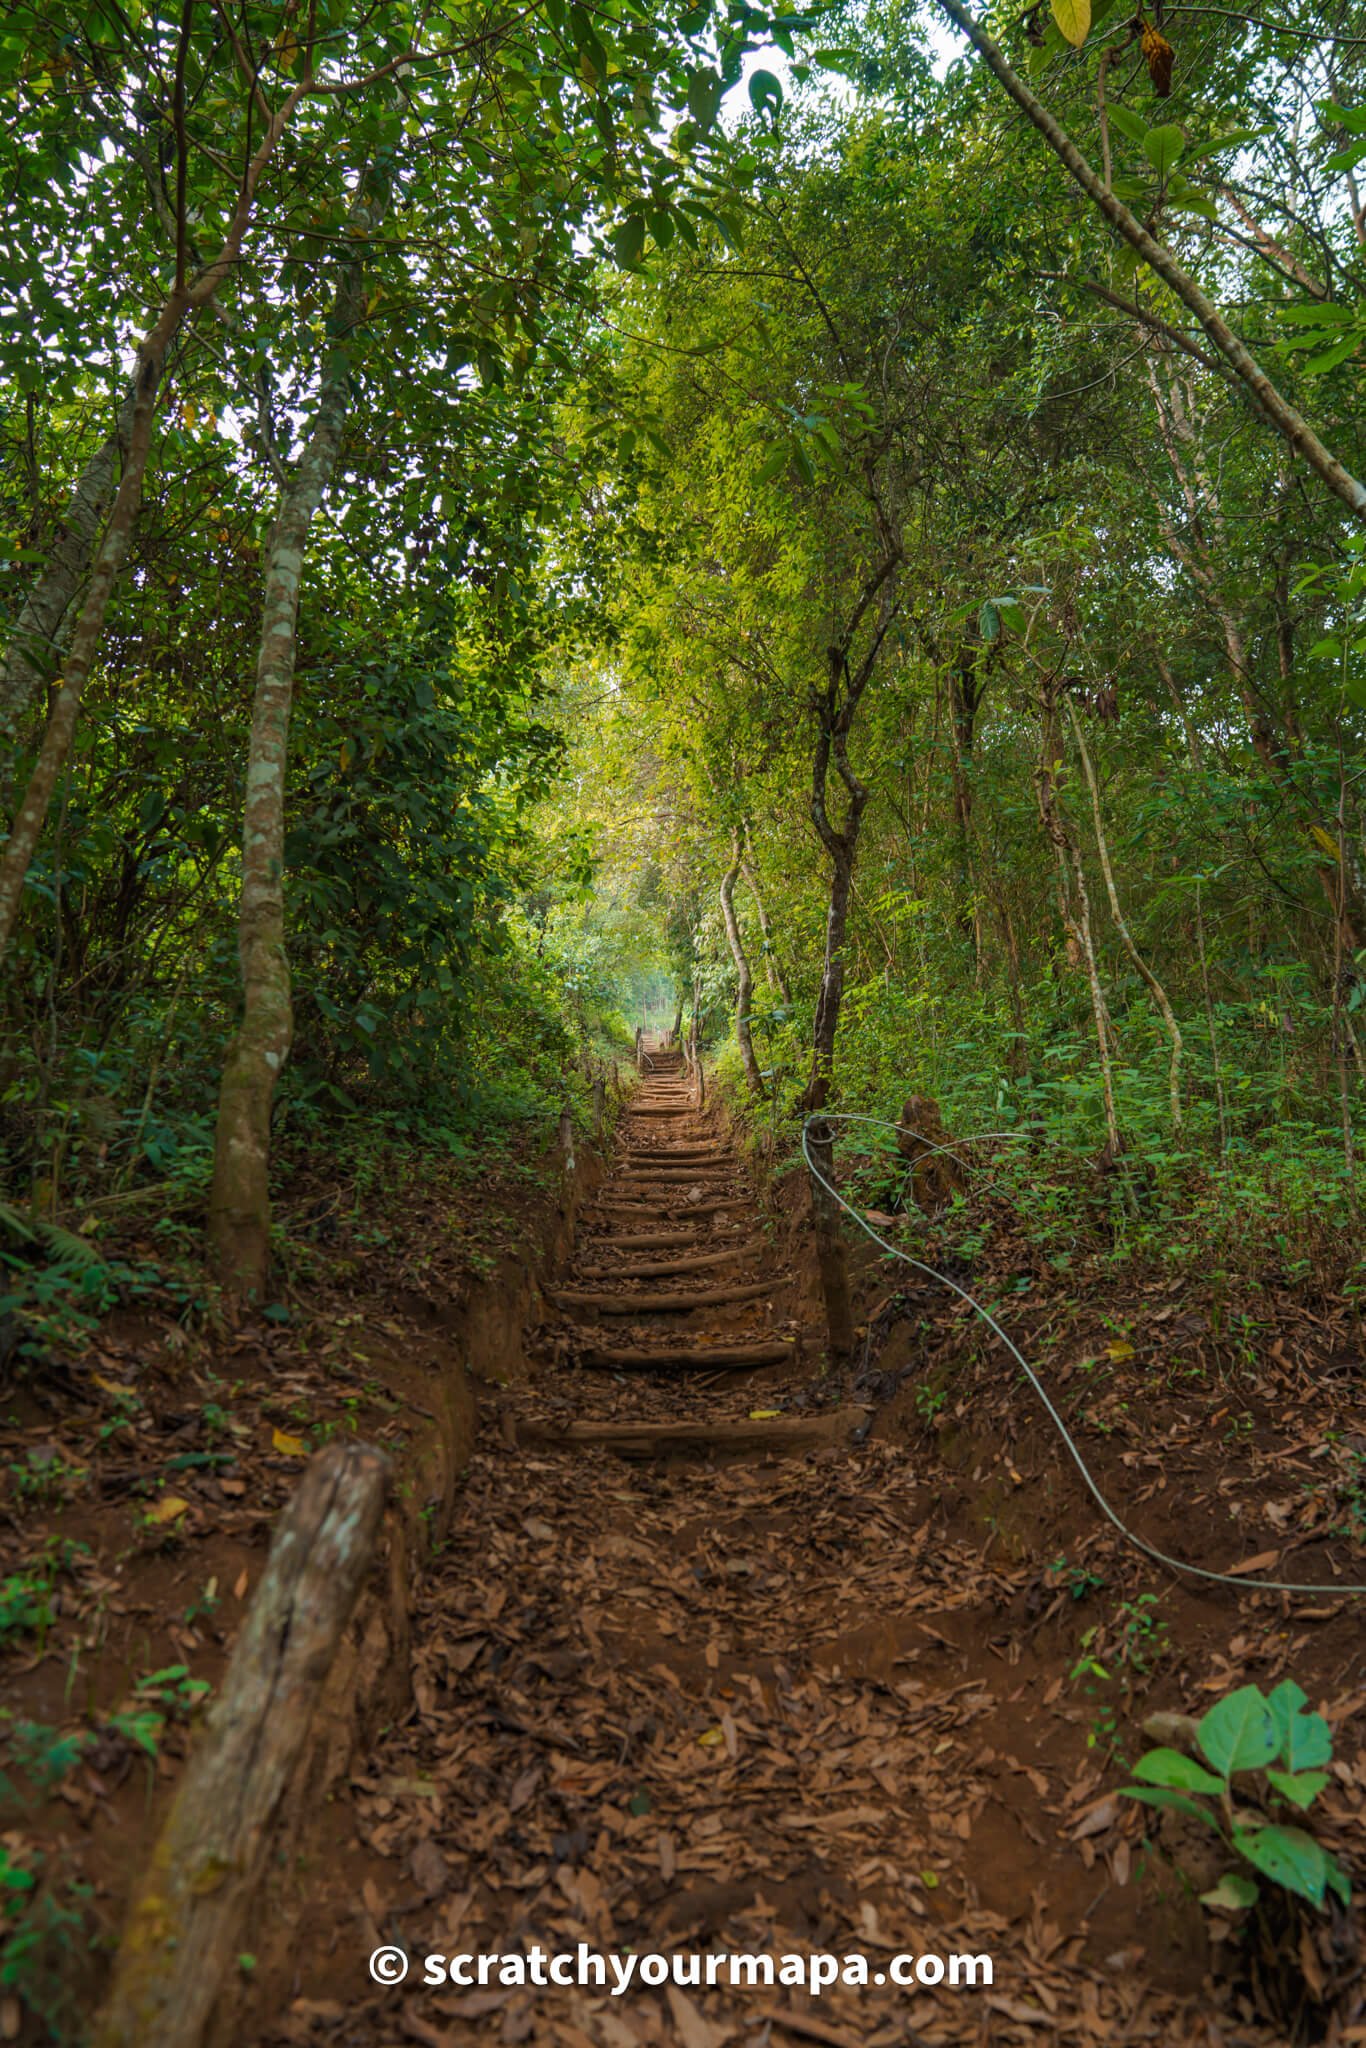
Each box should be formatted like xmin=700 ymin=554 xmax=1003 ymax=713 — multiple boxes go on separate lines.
xmin=895 ymin=1093 xmax=964 ymax=1213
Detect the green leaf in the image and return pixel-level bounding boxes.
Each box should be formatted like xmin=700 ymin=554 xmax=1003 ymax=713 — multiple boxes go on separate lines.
xmin=1130 ymin=1747 xmax=1226 ymax=1795
xmin=1185 ymin=127 xmax=1268 ymax=162
xmin=1198 ymin=1686 xmax=1278 ymax=1777
xmin=1266 ymin=1683 xmax=1332 ymax=1771
xmin=1325 ymin=139 xmax=1366 ymax=174
xmin=1200 ymin=1871 xmax=1259 ymax=1911
xmin=1120 ymin=1786 xmax=1221 ymax=1827
xmin=754 ymin=446 xmax=788 ymax=485
xmin=996 ymin=598 xmax=1028 ymax=636
xmin=1233 ymin=1824 xmax=1333 ymax=1908
xmin=1143 ymin=124 xmax=1185 ymax=179
xmin=978 ymin=599 xmax=1000 ymax=643
xmin=1281 ymin=303 xmax=1353 ymax=326
xmin=748 ymin=68 xmax=783 ymax=119
xmin=1303 ymin=336 xmax=1360 ymax=374
xmin=1050 ymin=0 xmax=1091 ymax=47
xmin=1319 ymin=100 xmax=1366 ymax=134
xmin=1106 ymin=104 xmax=1146 ymax=145
xmin=811 ymin=48 xmax=862 ymax=78
xmin=610 ymin=215 xmax=646 ymax=268
xmin=1266 ymin=1768 xmax=1329 ymax=1811
xmin=686 ymin=70 xmax=722 ymax=130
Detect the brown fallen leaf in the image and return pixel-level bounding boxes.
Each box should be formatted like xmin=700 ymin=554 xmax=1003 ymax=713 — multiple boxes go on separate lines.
xmin=1226 ymin=1549 xmax=1280 ymax=1576
xmin=410 ymin=1838 xmax=448 ymax=1897
xmin=1073 ymin=1796 xmax=1119 ymax=1840
xmin=665 ymin=1985 xmax=728 ymax=2048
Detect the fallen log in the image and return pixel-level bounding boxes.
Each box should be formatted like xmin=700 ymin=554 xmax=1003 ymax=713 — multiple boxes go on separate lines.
xmin=576 ymin=1246 xmax=757 ymax=1279
xmin=95 ymin=1441 xmax=389 ymax=2048
xmin=577 ymin=1339 xmax=793 ymax=1371
xmin=518 ymin=1408 xmax=871 ymax=1456
xmin=552 ymin=1280 xmax=772 ymax=1313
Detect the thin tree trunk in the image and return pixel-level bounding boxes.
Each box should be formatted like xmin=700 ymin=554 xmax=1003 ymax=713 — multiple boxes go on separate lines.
xmin=1067 ymin=703 xmax=1183 ymax=1131
xmin=946 ymin=646 xmax=986 ymax=978
xmin=207 ymin=202 xmax=373 ymax=1299
xmin=0 ymin=421 xmax=125 ymax=746
xmin=0 ymin=89 xmax=306 ymax=967
xmin=741 ymin=833 xmax=793 ymax=1005
xmin=720 ymin=830 xmax=765 ymax=1096
xmin=1035 ymin=700 xmax=1121 ymax=1154
xmin=1195 ymin=878 xmax=1229 ymax=1154
xmin=803 ymin=724 xmax=868 ymax=1370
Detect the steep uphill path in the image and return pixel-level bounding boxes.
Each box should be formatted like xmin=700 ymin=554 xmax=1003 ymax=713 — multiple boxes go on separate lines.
xmin=264 ymin=1050 xmax=1293 ymax=2048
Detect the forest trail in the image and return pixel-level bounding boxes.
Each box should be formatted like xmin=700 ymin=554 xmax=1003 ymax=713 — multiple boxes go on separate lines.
xmin=265 ymin=1052 xmax=1291 ymax=2048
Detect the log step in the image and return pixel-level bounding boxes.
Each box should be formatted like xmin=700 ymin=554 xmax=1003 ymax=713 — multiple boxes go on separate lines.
xmin=517 ymin=1410 xmax=871 ymax=1457
xmin=618 ymin=1155 xmax=724 ymax=1171
xmin=614 ymin=1173 xmax=734 ymax=1189
xmin=585 ymin=1229 xmax=711 ymax=1251
xmin=554 ymin=1281 xmax=772 ymax=1314
xmin=590 ymin=1199 xmax=750 ymax=1222
xmin=575 ymin=1246 xmax=757 ymax=1280
xmin=578 ymin=1339 xmax=794 ymax=1372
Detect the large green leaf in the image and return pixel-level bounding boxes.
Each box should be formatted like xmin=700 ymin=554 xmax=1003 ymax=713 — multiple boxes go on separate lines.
xmin=1266 ymin=1768 xmax=1329 ymax=1811
xmin=1267 ymin=1681 xmax=1333 ymax=1770
xmin=1106 ymin=104 xmax=1146 ymax=145
xmin=1198 ymin=1687 xmax=1278 ymax=1777
xmin=1130 ymin=1747 xmax=1225 ymax=1796
xmin=1121 ymin=1786 xmax=1221 ymax=1828
xmin=1233 ymin=1825 xmax=1335 ymax=1908
xmin=610 ymin=215 xmax=647 ymax=268
xmin=748 ymin=68 xmax=783 ymax=120
xmin=1143 ymin=125 xmax=1185 ymax=179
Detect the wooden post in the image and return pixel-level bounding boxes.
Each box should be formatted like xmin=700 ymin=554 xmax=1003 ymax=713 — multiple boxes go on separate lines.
xmin=558 ymin=1099 xmax=576 ymax=1175
xmin=95 ymin=1442 xmax=388 ymax=2048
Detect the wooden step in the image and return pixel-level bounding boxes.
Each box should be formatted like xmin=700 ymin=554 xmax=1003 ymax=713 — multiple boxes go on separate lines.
xmin=516 ymin=1409 xmax=871 ymax=1457
xmin=575 ymin=1247 xmax=757 ymax=1280
xmin=554 ymin=1280 xmax=772 ymax=1314
xmin=577 ymin=1338 xmax=794 ymax=1372
xmin=584 ymin=1228 xmax=712 ymax=1251
xmin=591 ymin=1197 xmax=751 ymax=1221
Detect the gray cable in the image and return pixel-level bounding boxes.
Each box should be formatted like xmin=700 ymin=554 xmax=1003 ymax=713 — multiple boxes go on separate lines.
xmin=802 ymin=1112 xmax=1366 ymax=1599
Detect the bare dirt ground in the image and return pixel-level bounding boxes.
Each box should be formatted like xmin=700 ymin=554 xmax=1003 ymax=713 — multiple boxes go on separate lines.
xmin=251 ymin=1052 xmax=1366 ymax=2048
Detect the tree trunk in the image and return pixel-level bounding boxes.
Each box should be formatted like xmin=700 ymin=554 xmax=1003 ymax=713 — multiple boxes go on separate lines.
xmin=720 ymin=830 xmax=765 ymax=1095
xmin=208 ymin=206 xmax=372 ymax=1300
xmin=802 ymin=737 xmax=867 ymax=1369
xmin=0 ymin=425 xmax=121 ymax=747
xmin=1035 ymin=700 xmax=1121 ymax=1154
xmin=741 ymin=831 xmax=793 ymax=1004
xmin=1067 ymin=703 xmax=1184 ymax=1131
xmin=94 ymin=1441 xmax=388 ymax=2048
xmin=0 ymin=90 xmax=306 ymax=966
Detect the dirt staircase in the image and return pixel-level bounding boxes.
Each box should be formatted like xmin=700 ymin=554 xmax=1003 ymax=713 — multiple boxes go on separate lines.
xmin=267 ymin=1052 xmax=1254 ymax=2048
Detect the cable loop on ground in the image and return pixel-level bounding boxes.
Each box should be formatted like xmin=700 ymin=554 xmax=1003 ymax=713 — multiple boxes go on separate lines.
xmin=801 ymin=1111 xmax=1365 ymax=1600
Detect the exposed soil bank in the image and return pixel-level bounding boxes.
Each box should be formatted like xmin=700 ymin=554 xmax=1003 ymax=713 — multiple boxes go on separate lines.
xmin=0 ymin=1126 xmax=604 ymax=2042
